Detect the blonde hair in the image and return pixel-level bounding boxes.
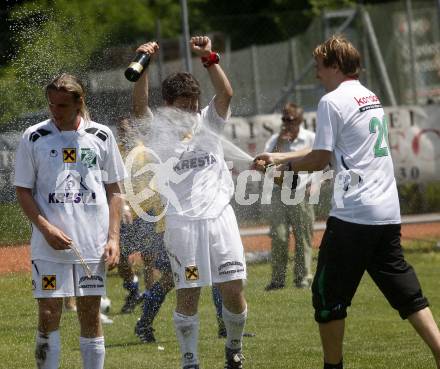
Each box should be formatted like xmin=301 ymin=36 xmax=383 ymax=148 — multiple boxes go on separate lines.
xmin=45 ymin=73 xmax=90 ymax=121
xmin=313 ymin=35 xmax=361 ymax=78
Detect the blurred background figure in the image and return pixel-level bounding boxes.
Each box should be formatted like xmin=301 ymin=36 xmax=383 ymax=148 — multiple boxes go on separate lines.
xmin=263 ymin=103 xmax=316 ymax=290
xmin=116 ymin=116 xmax=174 ymax=342
xmin=117 ymin=117 xmax=166 ymax=314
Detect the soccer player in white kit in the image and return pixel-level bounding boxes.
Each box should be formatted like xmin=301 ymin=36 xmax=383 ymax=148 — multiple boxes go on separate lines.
xmin=131 ymin=37 xmax=247 ymax=369
xmin=14 ymin=74 xmax=126 ymax=369
xmin=254 ymin=35 xmax=440 ymax=369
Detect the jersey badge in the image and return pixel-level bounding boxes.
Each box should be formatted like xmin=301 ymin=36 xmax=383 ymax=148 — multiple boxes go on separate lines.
xmin=42 ymin=275 xmax=56 ymax=290
xmin=80 ymin=148 xmax=97 ymax=168
xmin=63 ymin=148 xmax=76 ymax=163
xmin=185 ymin=265 xmax=199 ymax=281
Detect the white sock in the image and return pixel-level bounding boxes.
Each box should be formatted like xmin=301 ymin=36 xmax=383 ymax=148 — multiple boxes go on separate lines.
xmin=79 ymin=336 xmax=105 ymax=369
xmin=173 ymin=311 xmax=199 ymax=367
xmin=222 ymin=305 xmax=248 ymax=351
xmin=35 ymin=330 xmax=61 ymax=369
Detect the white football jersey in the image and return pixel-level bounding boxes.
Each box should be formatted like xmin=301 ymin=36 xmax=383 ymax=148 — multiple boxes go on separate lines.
xmin=14 ymin=118 xmax=126 ymax=263
xmin=313 ymin=80 xmax=401 ymax=225
xmin=148 ymin=99 xmax=234 ymax=220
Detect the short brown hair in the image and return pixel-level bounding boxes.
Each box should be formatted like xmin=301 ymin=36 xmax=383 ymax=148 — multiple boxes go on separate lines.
xmin=282 ymin=102 xmax=304 ymax=120
xmin=45 ymin=73 xmax=90 ymax=121
xmin=313 ymin=35 xmax=361 ymax=78
xmin=161 ymin=72 xmax=201 ymax=104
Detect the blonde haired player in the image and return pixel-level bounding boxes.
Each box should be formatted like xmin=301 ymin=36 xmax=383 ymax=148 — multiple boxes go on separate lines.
xmin=15 ymin=73 xmax=126 ymax=369
xmin=254 ymin=35 xmax=440 ymax=369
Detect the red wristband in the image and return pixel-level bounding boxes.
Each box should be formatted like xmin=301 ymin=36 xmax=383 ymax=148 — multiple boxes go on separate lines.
xmin=201 ymin=52 xmax=220 ymax=68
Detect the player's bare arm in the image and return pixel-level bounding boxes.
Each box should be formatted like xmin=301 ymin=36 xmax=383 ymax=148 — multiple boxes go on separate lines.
xmin=104 ymin=181 xmax=122 ymax=269
xmin=254 ymin=148 xmax=313 ymax=168
xmin=289 ymin=150 xmax=331 ymax=172
xmin=16 ymin=186 xmax=72 ymax=250
xmin=190 ymin=36 xmax=233 ymax=119
xmin=132 ymin=41 xmax=159 ymax=119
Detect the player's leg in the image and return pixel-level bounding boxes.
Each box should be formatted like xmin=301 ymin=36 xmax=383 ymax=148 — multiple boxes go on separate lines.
xmin=36 ymin=298 xmax=63 ymax=369
xmin=291 ymin=201 xmax=314 ymax=288
xmin=32 ymin=260 xmax=72 ymax=369
xmin=211 ymin=285 xmax=227 ymax=337
xmin=118 ymin=255 xmax=141 ymax=313
xmin=165 ymin=217 xmax=208 ymax=369
xmin=136 ymin=237 xmax=175 ymax=343
xmin=312 ymin=217 xmax=374 ymax=368
xmin=174 ymin=287 xmax=202 ymax=369
xmin=408 ymin=308 xmax=440 ymax=368
xmin=267 ymin=201 xmax=289 ymax=290
xmin=210 ymin=205 xmax=247 ymax=368
xmin=77 ymin=296 xmax=105 ymax=369
xmin=118 ymin=221 xmax=142 ymax=313
xmin=216 ymin=279 xmax=247 ymax=368
xmin=368 ymin=223 xmax=440 ymax=368
xmin=63 ymin=296 xmax=77 ymax=312
xmin=141 ymin=252 xmax=155 ymax=290
xmin=75 ymin=262 xmax=107 ymax=369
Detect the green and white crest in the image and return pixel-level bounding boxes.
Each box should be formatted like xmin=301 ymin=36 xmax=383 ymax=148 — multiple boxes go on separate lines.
xmin=80 ymin=148 xmax=97 ymax=168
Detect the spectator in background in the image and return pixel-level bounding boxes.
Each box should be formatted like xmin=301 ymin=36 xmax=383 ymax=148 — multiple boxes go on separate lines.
xmin=264 ymin=103 xmax=315 ymax=291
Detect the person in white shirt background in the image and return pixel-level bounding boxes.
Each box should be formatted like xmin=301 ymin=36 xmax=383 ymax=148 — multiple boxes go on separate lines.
xmin=263 ymin=102 xmax=316 ymax=291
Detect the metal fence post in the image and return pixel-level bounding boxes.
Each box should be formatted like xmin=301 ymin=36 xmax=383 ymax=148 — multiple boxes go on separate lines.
xmin=251 ymin=45 xmax=261 ymax=114
xmin=180 ymin=0 xmax=192 ymax=73
xmin=405 ymin=0 xmax=418 ymax=104
xmin=361 ymin=8 xmax=398 ymax=106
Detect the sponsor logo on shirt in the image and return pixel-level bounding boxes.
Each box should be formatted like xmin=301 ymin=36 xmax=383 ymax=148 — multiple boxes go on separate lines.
xmin=353 ymin=94 xmax=382 ymax=112
xmin=42 ymin=275 xmax=56 ymax=290
xmin=185 ymin=265 xmax=199 ymax=281
xmin=63 ymin=148 xmax=76 ymax=163
xmin=173 ymin=149 xmax=217 ymax=173
xmin=80 ymin=148 xmax=97 ymax=168
xmin=48 ymin=173 xmax=96 ymax=204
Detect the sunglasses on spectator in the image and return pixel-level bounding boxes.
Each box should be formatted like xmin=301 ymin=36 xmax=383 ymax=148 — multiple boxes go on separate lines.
xmin=281 ymin=116 xmax=301 ymax=123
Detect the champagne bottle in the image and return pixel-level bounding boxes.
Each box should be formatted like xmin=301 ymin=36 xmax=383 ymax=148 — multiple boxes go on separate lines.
xmin=124 ymin=52 xmax=151 ymax=82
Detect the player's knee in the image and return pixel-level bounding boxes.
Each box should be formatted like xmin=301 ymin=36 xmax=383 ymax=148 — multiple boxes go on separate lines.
xmin=314 ymin=303 xmax=347 ymax=323
xmin=219 ymin=280 xmax=244 ymax=299
xmin=39 ymin=310 xmax=61 ymax=332
xmin=396 ymin=294 xmax=429 ymax=319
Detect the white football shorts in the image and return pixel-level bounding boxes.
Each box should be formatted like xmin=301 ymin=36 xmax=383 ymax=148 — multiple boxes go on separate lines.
xmin=31 ymin=259 xmax=106 ymax=298
xmin=164 ymin=204 xmax=247 ymax=289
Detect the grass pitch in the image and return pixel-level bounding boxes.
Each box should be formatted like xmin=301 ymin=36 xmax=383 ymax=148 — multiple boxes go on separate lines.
xmin=1 ymin=249 xmax=440 ymax=369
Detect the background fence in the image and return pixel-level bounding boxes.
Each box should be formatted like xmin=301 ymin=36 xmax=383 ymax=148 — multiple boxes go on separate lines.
xmin=79 ymin=1 xmax=440 ymax=123
xmin=1 ymin=0 xmax=439 ymax=223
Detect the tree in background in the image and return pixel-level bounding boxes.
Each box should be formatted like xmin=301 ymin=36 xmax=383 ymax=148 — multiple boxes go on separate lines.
xmin=0 ymin=0 xmax=401 ymax=125
xmin=0 ymin=0 xmax=182 ymax=125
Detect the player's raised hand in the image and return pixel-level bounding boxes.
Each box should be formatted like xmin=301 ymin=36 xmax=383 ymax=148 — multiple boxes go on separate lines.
xmin=136 ymin=41 xmax=159 ymax=56
xmin=190 ymin=36 xmax=212 ymax=57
